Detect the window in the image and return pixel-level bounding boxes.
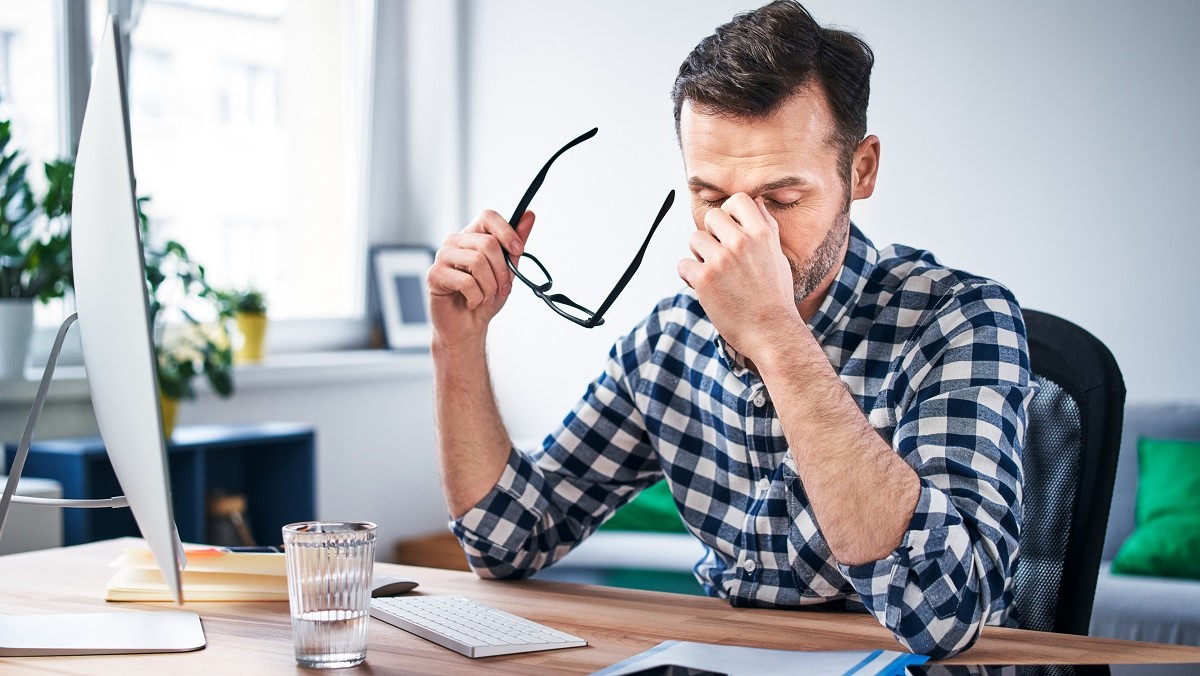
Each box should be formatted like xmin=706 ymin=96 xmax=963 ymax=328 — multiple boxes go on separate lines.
xmin=86 ymin=0 xmax=373 ymax=324
xmin=7 ymin=0 xmax=383 ymax=360
xmin=0 ymin=5 xmax=57 ymax=173
xmin=0 ymin=1 xmax=68 ymax=330
xmin=218 ymin=61 xmax=281 ymax=128
xmin=131 ymin=48 xmax=170 ymax=120
xmin=0 ymin=31 xmax=16 ymax=98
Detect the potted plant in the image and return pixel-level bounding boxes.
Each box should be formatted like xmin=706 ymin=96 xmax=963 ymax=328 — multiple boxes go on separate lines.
xmin=140 ymin=198 xmax=234 ymax=437
xmin=155 ymin=321 xmax=233 ymax=437
xmin=0 ymin=117 xmax=74 ymax=380
xmin=222 ymin=287 xmax=268 ymax=364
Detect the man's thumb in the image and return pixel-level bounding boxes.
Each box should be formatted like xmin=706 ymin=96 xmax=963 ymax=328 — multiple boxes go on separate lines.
xmin=515 ymin=210 xmax=536 ymax=244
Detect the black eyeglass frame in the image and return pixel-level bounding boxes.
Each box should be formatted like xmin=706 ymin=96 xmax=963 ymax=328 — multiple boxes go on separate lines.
xmin=505 ymin=127 xmax=674 ymax=328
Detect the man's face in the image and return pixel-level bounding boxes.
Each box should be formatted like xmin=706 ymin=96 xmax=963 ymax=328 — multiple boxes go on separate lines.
xmin=680 ymin=89 xmax=864 ymax=310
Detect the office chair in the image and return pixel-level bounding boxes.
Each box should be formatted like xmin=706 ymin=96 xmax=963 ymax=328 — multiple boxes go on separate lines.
xmin=1013 ymin=309 xmax=1126 ymax=634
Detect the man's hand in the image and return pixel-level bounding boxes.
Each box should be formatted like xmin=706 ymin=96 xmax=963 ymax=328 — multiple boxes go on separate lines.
xmin=677 ymin=193 xmax=802 ymax=362
xmin=428 ymin=210 xmax=535 ymax=350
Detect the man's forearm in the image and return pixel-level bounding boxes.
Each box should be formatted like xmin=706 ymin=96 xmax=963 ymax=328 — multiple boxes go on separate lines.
xmin=756 ymin=317 xmax=920 ymax=566
xmin=433 ymin=337 xmax=513 ymax=519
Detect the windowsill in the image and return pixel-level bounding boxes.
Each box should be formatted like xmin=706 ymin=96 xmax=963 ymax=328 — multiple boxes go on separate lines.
xmin=0 ymin=349 xmax=433 ymax=406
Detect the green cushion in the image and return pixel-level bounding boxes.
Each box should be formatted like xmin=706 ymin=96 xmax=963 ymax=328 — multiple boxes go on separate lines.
xmin=1112 ymin=437 xmax=1200 ymax=580
xmin=601 ymin=480 xmax=687 ymax=534
xmin=1112 ymin=514 xmax=1200 ymax=579
xmin=1134 ymin=437 xmax=1200 ymax=524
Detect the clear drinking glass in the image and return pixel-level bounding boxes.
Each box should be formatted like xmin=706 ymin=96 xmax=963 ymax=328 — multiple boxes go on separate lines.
xmin=283 ymin=521 xmax=378 ymax=669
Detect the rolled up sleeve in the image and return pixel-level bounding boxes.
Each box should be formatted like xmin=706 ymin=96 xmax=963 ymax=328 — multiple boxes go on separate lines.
xmin=449 ymin=330 xmax=661 ymax=579
xmin=840 ymin=286 xmax=1033 ymax=658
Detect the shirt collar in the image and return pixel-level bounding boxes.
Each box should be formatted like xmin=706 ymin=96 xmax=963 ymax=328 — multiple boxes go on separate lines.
xmin=712 ymin=222 xmax=879 ymax=375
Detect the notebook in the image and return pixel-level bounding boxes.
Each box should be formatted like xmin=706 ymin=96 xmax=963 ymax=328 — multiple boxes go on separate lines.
xmin=105 ymin=547 xmax=288 ymax=602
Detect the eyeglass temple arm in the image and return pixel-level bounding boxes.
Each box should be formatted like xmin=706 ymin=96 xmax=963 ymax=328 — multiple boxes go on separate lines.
xmin=506 ymin=127 xmax=599 ymax=229
xmin=586 ymin=189 xmax=675 ymax=327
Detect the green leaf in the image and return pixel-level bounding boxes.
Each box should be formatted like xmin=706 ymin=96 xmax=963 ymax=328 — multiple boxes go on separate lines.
xmin=41 ymin=160 xmax=74 ymax=218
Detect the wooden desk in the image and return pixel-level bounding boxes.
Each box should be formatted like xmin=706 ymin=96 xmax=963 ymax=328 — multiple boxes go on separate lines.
xmin=1 ymin=539 xmax=1199 ymax=674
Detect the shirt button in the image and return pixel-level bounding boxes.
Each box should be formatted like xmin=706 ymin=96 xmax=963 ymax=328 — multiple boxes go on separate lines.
xmin=741 ymin=559 xmax=757 ymax=573
xmin=752 ymin=393 xmax=767 ymax=407
xmin=757 ymin=478 xmax=770 ymax=493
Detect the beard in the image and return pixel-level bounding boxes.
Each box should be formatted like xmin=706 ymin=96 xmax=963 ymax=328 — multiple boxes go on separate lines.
xmin=788 ymin=211 xmax=850 ymax=307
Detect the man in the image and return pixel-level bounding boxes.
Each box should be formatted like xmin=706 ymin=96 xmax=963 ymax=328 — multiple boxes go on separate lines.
xmin=427 ymin=1 xmax=1033 ymax=659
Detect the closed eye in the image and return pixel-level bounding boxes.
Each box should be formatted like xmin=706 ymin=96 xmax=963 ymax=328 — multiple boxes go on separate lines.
xmin=765 ymin=197 xmax=800 ymax=211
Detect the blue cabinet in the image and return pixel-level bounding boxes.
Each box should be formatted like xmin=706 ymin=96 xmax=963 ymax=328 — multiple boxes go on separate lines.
xmin=5 ymin=422 xmax=316 ymax=546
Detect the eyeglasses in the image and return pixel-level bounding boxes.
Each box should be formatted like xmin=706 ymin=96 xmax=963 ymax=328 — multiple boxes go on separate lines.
xmin=505 ymin=127 xmax=674 ymax=328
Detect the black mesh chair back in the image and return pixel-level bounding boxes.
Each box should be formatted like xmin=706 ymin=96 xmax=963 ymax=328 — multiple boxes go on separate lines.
xmin=1013 ymin=309 xmax=1125 ymax=634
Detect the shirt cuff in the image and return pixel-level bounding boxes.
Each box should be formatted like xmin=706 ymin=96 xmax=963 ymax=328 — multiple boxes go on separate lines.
xmin=837 ymin=480 xmax=981 ymax=657
xmin=448 ymin=447 xmax=550 ymax=568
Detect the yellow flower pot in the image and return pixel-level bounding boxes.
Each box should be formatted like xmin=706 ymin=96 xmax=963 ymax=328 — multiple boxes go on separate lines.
xmin=235 ymin=312 xmax=268 ymax=364
xmin=159 ymin=392 xmax=179 ymax=440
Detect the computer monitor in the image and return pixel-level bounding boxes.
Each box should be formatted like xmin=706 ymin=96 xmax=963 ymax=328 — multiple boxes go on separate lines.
xmin=71 ymin=11 xmax=185 ymax=606
xmin=0 ymin=14 xmax=204 ymax=656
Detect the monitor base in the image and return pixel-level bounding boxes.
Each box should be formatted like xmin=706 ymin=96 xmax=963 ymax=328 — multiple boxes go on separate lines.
xmin=0 ymin=609 xmax=205 ymax=656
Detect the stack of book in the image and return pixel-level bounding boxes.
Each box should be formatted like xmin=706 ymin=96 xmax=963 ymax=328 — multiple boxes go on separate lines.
xmin=105 ymin=547 xmax=288 ymax=602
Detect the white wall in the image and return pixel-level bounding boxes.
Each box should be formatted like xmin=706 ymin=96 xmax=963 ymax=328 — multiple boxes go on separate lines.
xmin=459 ymin=0 xmax=1200 ymax=441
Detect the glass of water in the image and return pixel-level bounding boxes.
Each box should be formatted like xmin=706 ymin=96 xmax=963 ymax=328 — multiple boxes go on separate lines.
xmin=283 ymin=521 xmax=378 ymax=669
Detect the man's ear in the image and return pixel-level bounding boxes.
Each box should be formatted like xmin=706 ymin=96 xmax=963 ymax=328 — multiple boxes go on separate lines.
xmin=851 ymin=135 xmax=880 ymax=201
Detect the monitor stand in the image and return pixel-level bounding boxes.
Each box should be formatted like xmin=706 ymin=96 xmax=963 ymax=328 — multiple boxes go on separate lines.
xmin=0 ymin=611 xmax=205 ymax=656
xmin=0 ymin=313 xmax=206 ymax=656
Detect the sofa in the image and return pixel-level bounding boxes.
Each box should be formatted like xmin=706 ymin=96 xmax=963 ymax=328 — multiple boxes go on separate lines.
xmin=541 ymin=402 xmax=1200 ymax=647
xmin=1089 ymin=402 xmax=1200 ymax=646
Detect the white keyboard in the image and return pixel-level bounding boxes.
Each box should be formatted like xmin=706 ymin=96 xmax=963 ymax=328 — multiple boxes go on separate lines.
xmin=369 ymin=596 xmax=587 ymax=658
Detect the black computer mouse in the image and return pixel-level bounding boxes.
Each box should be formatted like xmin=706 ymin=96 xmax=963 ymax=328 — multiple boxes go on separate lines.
xmin=371 ymin=574 xmax=420 ymax=597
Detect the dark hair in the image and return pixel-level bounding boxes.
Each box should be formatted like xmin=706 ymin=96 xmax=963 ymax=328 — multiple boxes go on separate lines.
xmin=672 ymin=1 xmax=874 ymax=174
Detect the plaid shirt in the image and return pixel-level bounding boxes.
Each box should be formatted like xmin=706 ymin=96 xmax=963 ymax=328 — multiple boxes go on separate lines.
xmin=451 ymin=224 xmax=1034 ymax=658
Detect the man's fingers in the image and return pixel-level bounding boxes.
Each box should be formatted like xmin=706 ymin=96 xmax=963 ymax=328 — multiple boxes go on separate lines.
xmin=428 ymin=265 xmax=487 ymax=309
xmin=677 ymin=257 xmax=701 ymax=289
xmin=688 ymin=229 xmax=721 ymax=263
xmin=702 ymin=207 xmax=744 ymax=249
xmin=437 ymin=245 xmax=502 ymax=302
xmin=513 ymin=210 xmax=536 ymax=250
xmin=433 ymin=207 xmax=538 ymax=313
xmin=721 ymin=192 xmax=770 ymax=234
xmin=446 ymin=231 xmax=514 ymax=294
xmin=471 ymin=209 xmax=528 ymax=258
xmin=753 ymin=196 xmax=780 ymax=232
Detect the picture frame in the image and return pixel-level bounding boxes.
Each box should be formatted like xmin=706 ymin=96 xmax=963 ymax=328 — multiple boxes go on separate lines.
xmin=369 ymin=245 xmax=435 ymax=351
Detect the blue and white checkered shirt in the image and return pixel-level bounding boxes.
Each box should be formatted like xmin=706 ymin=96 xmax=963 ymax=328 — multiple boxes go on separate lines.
xmin=451 ymin=224 xmax=1034 ymax=658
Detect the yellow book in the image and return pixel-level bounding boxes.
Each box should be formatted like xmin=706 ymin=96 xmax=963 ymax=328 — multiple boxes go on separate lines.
xmin=105 ymin=547 xmax=288 ymax=602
